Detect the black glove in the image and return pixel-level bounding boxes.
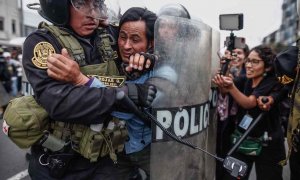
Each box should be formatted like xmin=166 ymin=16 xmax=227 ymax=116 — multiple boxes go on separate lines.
xmin=139 ymin=52 xmax=157 ymax=70
xmin=121 ymin=52 xmax=157 ymax=81
xmin=126 ymin=83 xmax=157 ymax=107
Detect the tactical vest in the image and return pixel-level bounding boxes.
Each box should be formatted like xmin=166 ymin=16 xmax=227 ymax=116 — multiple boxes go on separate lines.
xmin=40 ymin=22 xmax=127 ymax=163
xmin=281 ymin=40 xmax=300 ymax=166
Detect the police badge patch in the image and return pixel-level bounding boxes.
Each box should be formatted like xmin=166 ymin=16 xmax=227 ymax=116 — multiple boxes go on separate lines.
xmin=32 ymin=42 xmax=56 ymax=69
xmin=88 ymin=75 xmax=126 ymax=87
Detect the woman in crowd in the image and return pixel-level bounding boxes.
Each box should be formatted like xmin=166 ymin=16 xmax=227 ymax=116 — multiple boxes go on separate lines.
xmin=213 ymin=45 xmax=285 ymax=180
xmin=215 ymin=45 xmax=249 ymax=180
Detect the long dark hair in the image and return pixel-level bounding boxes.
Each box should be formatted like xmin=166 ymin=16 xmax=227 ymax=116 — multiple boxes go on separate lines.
xmin=250 ymin=45 xmax=276 ymax=75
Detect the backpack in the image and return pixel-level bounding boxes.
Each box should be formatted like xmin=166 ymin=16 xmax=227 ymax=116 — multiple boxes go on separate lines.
xmin=2 ymin=96 xmax=49 ymax=148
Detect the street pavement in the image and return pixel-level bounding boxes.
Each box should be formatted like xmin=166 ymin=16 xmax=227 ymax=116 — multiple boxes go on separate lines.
xmin=0 ymin=117 xmax=30 ymax=180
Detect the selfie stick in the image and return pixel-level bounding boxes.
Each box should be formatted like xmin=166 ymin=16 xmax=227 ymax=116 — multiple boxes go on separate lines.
xmin=222 ymin=97 xmax=269 ymax=178
xmin=116 ymin=91 xmax=224 ymax=162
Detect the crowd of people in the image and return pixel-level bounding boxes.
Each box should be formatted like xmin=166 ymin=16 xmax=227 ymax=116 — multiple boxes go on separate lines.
xmin=1 ymin=0 xmax=300 ymax=180
xmin=214 ymin=45 xmax=288 ymax=180
xmin=0 ymin=47 xmax=23 ymax=118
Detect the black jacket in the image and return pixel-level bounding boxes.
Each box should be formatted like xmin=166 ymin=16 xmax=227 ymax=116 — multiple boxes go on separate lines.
xmin=22 ymin=25 xmax=119 ymax=125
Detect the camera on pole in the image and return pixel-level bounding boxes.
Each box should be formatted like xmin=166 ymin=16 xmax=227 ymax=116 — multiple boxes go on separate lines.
xmin=219 ymin=13 xmax=245 ymax=75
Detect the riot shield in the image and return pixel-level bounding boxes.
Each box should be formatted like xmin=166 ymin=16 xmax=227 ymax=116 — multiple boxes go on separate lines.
xmin=206 ymin=28 xmax=221 ymax=178
xmin=211 ymin=29 xmax=221 ymax=81
xmin=149 ymin=16 xmax=214 ymax=179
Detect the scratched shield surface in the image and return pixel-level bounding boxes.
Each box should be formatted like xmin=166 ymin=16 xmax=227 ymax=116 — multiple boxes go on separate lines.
xmin=148 ymin=15 xmax=216 ymax=180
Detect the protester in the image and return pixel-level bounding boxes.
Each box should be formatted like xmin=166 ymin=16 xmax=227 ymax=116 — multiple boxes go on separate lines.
xmin=3 ymin=52 xmax=20 ymax=97
xmin=215 ymin=44 xmax=249 ymax=180
xmin=113 ymin=7 xmax=156 ymax=180
xmin=0 ymin=48 xmax=11 ymax=118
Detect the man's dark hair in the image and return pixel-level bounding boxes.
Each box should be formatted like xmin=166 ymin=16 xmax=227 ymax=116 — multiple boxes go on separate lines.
xmin=119 ymin=7 xmax=157 ymax=42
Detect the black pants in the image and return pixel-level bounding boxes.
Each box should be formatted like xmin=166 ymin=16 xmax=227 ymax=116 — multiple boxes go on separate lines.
xmin=216 ymin=116 xmax=236 ymax=180
xmin=28 ymin=146 xmax=118 ymax=180
xmin=116 ymin=145 xmax=150 ymax=180
xmin=290 ymin=149 xmax=300 ymax=180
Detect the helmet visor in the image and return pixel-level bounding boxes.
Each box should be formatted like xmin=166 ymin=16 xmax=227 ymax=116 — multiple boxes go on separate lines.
xmin=71 ymin=0 xmax=108 ymax=20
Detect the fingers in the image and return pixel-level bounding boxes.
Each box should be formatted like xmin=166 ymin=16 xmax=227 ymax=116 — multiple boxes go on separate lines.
xmin=47 ymin=50 xmax=80 ymax=82
xmin=228 ymin=74 xmax=234 ymax=79
xmin=220 ymin=58 xmax=227 ymax=64
xmin=137 ymin=54 xmax=145 ymax=70
xmin=256 ymin=96 xmax=271 ymax=111
xmin=212 ymin=74 xmax=225 ymax=86
xmin=129 ymin=53 xmax=145 ymax=71
xmin=47 ymin=55 xmax=67 ymax=75
xmin=125 ymin=65 xmax=133 ymax=72
xmin=145 ymin=59 xmax=151 ymax=69
xmin=61 ymin=48 xmax=71 ymax=59
xmin=146 ymin=85 xmax=157 ymax=106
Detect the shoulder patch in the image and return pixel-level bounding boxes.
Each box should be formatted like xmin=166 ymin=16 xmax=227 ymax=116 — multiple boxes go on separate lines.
xmin=32 ymin=42 xmax=56 ymax=69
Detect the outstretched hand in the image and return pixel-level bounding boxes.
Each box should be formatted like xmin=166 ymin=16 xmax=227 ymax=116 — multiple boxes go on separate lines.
xmin=47 ymin=48 xmax=89 ymax=85
xmin=212 ymin=74 xmax=234 ymax=92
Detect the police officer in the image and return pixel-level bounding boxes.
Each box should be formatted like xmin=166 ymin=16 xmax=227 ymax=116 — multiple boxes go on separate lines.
xmin=288 ymin=2 xmax=300 ymax=178
xmin=46 ymin=6 xmax=157 ymax=179
xmin=23 ymin=0 xmax=156 ymax=179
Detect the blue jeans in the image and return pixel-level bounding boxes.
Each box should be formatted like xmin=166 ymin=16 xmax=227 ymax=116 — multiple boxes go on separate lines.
xmin=10 ymin=77 xmax=18 ymax=96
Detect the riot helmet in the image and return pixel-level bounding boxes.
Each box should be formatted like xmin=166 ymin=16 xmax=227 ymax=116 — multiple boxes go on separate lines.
xmin=29 ymin=0 xmax=108 ymax=26
xmin=38 ymin=0 xmax=70 ymax=26
xmin=157 ymin=4 xmax=191 ymax=19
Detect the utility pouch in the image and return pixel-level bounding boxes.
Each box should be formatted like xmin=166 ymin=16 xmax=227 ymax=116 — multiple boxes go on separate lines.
xmin=231 ymin=129 xmax=263 ymax=156
xmin=2 ymin=95 xmax=49 ymax=149
xmin=39 ymin=132 xmax=66 ymax=152
xmin=79 ymin=128 xmax=105 ymax=162
xmin=78 ymin=125 xmax=128 ymax=163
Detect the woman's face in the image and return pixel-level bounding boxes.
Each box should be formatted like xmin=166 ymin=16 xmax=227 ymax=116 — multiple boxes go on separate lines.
xmin=245 ymin=50 xmax=265 ymax=79
xmin=230 ymin=48 xmax=246 ymax=68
